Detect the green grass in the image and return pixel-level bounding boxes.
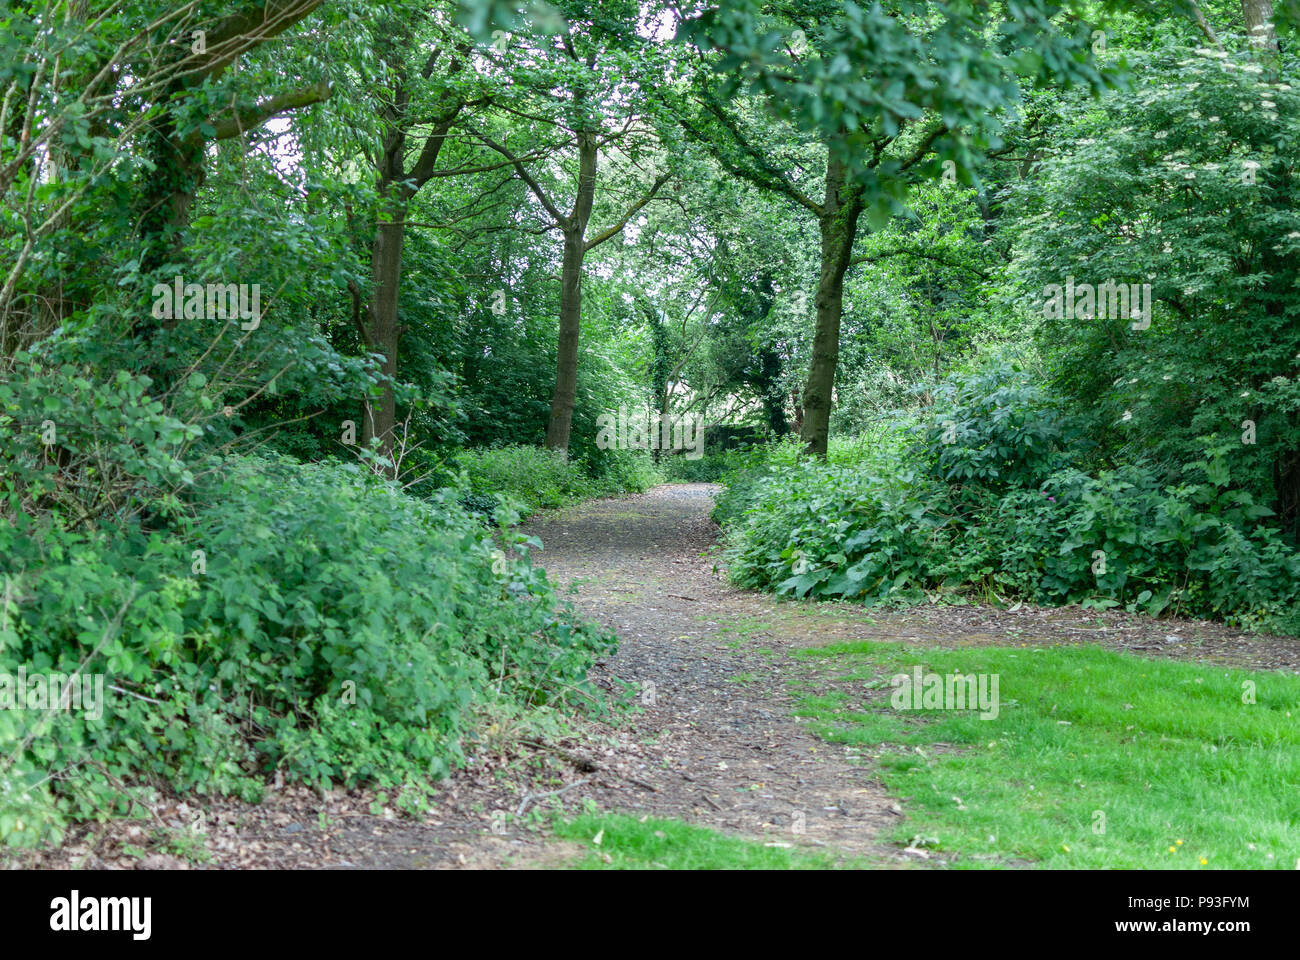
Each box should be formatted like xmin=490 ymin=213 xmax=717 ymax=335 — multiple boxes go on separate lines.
xmin=552 ymin=813 xmax=845 ymax=869
xmin=793 ymin=640 xmax=1300 ymax=869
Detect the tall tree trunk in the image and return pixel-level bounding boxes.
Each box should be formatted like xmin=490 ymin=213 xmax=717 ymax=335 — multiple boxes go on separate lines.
xmin=137 ymin=96 xmax=207 ymax=290
xmin=487 ymin=116 xmax=666 ymax=456
xmin=757 ymin=342 xmax=788 ymax=436
xmin=543 ymin=129 xmax=598 ymax=455
xmin=799 ymin=154 xmax=864 ymax=459
xmin=354 ymin=41 xmax=467 ymax=472
xmin=361 ymin=209 xmax=407 ymax=462
xmin=750 ymin=272 xmax=788 ymax=436
xmin=649 ymin=303 xmax=670 ymax=462
xmin=545 ymin=228 xmax=586 ymax=452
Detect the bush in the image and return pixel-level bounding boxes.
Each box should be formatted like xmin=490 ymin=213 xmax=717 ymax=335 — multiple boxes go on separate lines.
xmin=0 ymin=352 xmax=204 ymax=529
xmin=584 ymin=446 xmax=664 ymax=497
xmin=662 ymin=447 xmax=757 ymax=484
xmin=1008 ymin=49 xmax=1300 ymax=519
xmin=985 ymin=457 xmax=1300 ymax=624
xmin=718 ymin=363 xmax=1300 ymax=633
xmin=914 ymin=362 xmax=1076 ymax=494
xmin=0 ymin=454 xmax=615 ymax=847
xmin=710 ymin=428 xmax=909 ymax=526
xmin=455 ymin=445 xmax=592 ymax=514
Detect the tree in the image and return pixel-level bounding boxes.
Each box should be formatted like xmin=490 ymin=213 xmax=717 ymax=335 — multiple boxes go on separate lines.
xmin=1008 ymin=44 xmax=1300 ymax=528
xmin=347 ymin=6 xmax=491 ymax=461
xmin=470 ymin=1 xmax=673 ymax=454
xmin=680 ymin=0 xmax=1117 ymax=456
xmin=134 ymin=2 xmax=332 ymax=290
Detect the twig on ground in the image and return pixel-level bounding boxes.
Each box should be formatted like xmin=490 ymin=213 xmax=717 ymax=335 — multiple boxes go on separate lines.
xmin=515 ymin=778 xmax=592 ymax=817
xmin=697 ymin=791 xmax=723 ymax=811
xmin=519 ymin=738 xmax=601 ymax=772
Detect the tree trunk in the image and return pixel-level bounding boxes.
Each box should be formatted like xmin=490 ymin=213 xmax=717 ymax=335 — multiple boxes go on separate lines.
xmin=137 ymin=100 xmax=207 ymax=293
xmin=355 ymin=43 xmax=465 ymax=472
xmin=361 ymin=208 xmax=407 ymax=464
xmin=650 ymin=304 xmax=670 ymax=462
xmin=132 ymin=3 xmax=326 ymax=335
xmin=798 ymin=154 xmax=864 ymax=459
xmin=543 ymin=129 xmax=598 ymax=455
xmin=1241 ymin=0 xmax=1280 ymax=79
xmin=1273 ymin=446 xmax=1300 ymax=542
xmin=750 ymin=272 xmax=788 ymax=436
xmin=545 ymin=228 xmax=586 ymax=453
xmin=757 ymin=343 xmax=788 ymax=436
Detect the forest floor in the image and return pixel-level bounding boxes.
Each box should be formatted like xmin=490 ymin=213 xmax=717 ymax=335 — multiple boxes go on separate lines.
xmin=15 ymin=483 xmax=1300 ymax=870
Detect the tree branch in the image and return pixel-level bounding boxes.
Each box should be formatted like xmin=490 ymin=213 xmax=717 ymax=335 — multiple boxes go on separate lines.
xmin=1188 ymin=0 xmax=1222 ymax=49
xmin=849 ymin=247 xmax=989 ymax=279
xmin=585 ymin=172 xmax=671 ymax=251
xmin=210 ymin=80 xmax=331 ymax=139
xmin=199 ymin=0 xmax=325 ymax=80
xmin=472 ymin=129 xmax=568 ymax=228
xmin=681 ymin=97 xmax=822 ymax=217
xmin=897 ymin=120 xmax=947 ymax=171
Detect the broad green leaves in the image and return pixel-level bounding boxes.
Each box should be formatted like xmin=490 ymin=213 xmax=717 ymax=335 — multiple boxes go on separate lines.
xmin=682 ymin=0 xmax=1124 ymax=218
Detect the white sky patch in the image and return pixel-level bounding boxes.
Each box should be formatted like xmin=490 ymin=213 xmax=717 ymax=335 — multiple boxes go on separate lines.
xmin=263 ymin=116 xmax=301 ymax=177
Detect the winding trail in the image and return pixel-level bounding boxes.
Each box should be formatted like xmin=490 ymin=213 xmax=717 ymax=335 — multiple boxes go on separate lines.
xmin=511 ymin=482 xmax=901 ymax=864
xmin=449 ymin=481 xmax=1300 ymax=868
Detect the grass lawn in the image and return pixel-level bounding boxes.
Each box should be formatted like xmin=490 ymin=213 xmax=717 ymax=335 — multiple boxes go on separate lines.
xmin=552 ymin=813 xmax=849 ymax=869
xmin=791 ymin=640 xmax=1300 ymax=869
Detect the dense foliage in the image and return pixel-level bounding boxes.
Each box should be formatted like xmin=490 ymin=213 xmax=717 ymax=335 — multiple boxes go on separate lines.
xmin=711 ymin=8 xmax=1300 ymax=639
xmin=0 ymin=449 xmax=614 ymax=845
xmin=3 ymin=0 xmax=1299 ymax=852
xmin=721 ymin=362 xmax=1300 ymax=633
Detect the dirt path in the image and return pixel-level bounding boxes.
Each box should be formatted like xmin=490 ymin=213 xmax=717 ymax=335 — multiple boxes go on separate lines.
xmin=19 ymin=482 xmax=1300 ymax=870
xmin=503 ymin=482 xmax=904 ymax=865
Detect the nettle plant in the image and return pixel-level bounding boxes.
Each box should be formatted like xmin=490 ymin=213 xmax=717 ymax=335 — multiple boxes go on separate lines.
xmin=0 ymin=318 xmax=617 ymax=846
xmin=0 ymin=452 xmax=616 ymax=847
xmin=915 ymin=362 xmax=1076 ymax=496
xmin=0 ymin=353 xmax=202 ymax=529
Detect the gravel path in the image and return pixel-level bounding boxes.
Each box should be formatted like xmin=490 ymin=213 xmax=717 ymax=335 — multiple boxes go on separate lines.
xmin=511 ymin=482 xmax=902 ymax=864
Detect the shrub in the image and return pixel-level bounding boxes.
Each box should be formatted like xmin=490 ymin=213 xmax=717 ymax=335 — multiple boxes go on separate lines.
xmin=583 ymin=446 xmax=664 ymax=497
xmin=986 ymin=457 xmax=1300 ymax=623
xmin=662 ymin=447 xmax=757 ymax=484
xmin=454 ymin=444 xmax=592 ymax=514
xmin=0 ymin=352 xmax=204 ymax=528
xmin=718 ymin=363 xmax=1300 ymax=633
xmin=0 ymin=454 xmax=615 ymax=847
xmin=723 ymin=460 xmax=963 ymax=603
xmin=914 ymin=362 xmax=1076 ymax=494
